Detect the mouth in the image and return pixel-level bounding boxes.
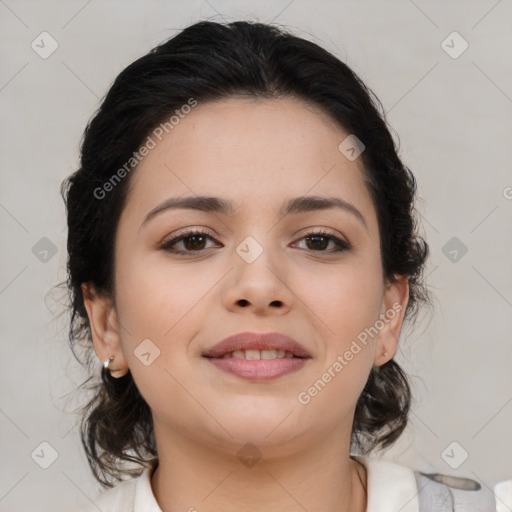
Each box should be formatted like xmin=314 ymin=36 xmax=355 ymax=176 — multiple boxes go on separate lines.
xmin=206 ymin=349 xmax=304 ymax=360
xmin=202 ymin=331 xmax=312 ymax=359
xmin=202 ymin=332 xmax=311 ymax=380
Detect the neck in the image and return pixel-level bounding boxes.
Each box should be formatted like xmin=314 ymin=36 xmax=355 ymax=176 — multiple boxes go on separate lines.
xmin=150 ymin=424 xmax=367 ymax=512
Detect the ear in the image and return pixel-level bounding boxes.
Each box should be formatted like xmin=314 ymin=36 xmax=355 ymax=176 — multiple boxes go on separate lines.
xmin=81 ymin=282 xmax=127 ymax=373
xmin=373 ymin=275 xmax=409 ymax=367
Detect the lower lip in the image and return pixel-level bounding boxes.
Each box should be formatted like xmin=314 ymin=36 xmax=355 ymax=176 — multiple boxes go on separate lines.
xmin=204 ymin=356 xmax=309 ymax=381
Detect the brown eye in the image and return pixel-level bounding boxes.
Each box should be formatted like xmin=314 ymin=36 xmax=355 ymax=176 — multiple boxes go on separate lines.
xmin=181 ymin=234 xmax=208 ymax=251
xmin=295 ymin=231 xmax=349 ymax=253
xmin=160 ymin=230 xmax=219 ymax=254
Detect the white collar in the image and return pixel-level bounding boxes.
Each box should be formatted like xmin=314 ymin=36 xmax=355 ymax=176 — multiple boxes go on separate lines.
xmin=133 ymin=459 xmax=162 ymax=512
xmin=133 ymin=456 xmax=419 ymax=512
xmin=353 ymin=455 xmax=419 ymax=512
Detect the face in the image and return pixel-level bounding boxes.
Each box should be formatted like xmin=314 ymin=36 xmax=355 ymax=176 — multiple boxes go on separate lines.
xmin=85 ymin=96 xmax=409 ymax=459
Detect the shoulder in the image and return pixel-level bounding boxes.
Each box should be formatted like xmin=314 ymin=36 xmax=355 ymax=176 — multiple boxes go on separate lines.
xmin=78 ymin=477 xmax=138 ymax=512
xmin=354 ymin=456 xmax=496 ymax=512
xmin=77 ymin=460 xmax=161 ymax=512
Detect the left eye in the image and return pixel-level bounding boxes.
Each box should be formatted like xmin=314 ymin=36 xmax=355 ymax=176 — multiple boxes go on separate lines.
xmin=294 ymin=232 xmax=350 ymax=253
xmin=160 ymin=230 xmax=349 ymax=254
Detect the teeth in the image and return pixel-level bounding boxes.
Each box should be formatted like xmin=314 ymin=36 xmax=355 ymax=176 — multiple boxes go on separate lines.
xmin=222 ymin=349 xmax=295 ymax=359
xmin=261 ymin=349 xmax=285 ymax=359
xmin=245 ymin=349 xmax=260 ymax=360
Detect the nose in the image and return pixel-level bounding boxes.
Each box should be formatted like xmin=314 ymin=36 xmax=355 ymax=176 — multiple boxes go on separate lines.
xmin=236 ymin=296 xmax=284 ymax=310
xmin=222 ymin=241 xmax=294 ymax=315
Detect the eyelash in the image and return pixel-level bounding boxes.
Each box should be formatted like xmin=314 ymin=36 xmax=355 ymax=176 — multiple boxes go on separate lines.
xmin=160 ymin=229 xmax=350 ymax=255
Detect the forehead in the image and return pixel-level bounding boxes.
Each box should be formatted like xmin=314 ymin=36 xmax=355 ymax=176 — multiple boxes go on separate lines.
xmin=122 ymin=96 xmax=376 ymax=228
xmin=150 ymin=95 xmax=346 ymax=161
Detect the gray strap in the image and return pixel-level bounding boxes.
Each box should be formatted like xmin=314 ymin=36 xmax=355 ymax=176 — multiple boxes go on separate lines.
xmin=413 ymin=471 xmax=496 ymax=511
xmin=414 ymin=471 xmax=455 ymax=511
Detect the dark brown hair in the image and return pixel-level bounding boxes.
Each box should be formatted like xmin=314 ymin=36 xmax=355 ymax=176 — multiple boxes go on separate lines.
xmin=61 ymin=20 xmax=431 ymax=487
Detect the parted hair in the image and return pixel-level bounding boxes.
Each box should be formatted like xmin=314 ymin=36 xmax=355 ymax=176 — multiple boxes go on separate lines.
xmin=61 ymin=20 xmax=431 ymax=487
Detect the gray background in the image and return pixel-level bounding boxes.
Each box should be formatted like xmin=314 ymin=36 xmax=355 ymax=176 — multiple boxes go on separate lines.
xmin=1 ymin=1 xmax=511 ymax=510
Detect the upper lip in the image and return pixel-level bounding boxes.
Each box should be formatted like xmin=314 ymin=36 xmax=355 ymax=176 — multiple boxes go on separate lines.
xmin=202 ymin=332 xmax=312 ymax=358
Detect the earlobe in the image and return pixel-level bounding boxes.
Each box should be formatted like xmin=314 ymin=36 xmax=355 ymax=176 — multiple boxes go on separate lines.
xmin=374 ymin=275 xmax=410 ymax=367
xmin=81 ymin=282 xmax=127 ymax=372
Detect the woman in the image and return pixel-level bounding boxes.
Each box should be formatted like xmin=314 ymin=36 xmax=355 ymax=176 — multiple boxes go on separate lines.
xmin=62 ymin=20 xmax=493 ymax=512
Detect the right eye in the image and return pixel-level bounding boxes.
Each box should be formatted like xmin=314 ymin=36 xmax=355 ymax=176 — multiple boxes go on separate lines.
xmin=160 ymin=229 xmax=221 ymax=255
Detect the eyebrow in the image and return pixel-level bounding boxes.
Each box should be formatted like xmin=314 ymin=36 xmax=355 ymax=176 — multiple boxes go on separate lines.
xmin=140 ymin=195 xmax=368 ymax=231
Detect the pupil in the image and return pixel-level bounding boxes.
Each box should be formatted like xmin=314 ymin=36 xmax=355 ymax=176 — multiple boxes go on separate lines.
xmin=185 ymin=235 xmax=206 ymax=250
xmin=307 ymin=236 xmax=327 ymax=250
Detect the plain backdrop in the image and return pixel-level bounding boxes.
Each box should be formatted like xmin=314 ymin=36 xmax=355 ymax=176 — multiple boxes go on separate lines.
xmin=1 ymin=1 xmax=511 ymax=510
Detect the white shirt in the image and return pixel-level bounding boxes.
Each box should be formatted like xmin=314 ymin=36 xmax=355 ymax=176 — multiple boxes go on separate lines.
xmin=80 ymin=456 xmax=424 ymax=512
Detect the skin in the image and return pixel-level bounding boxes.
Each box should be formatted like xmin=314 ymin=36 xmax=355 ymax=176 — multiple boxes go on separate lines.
xmin=83 ymin=95 xmax=409 ymax=512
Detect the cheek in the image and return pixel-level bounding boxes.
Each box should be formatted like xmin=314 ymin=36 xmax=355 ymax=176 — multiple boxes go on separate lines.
xmin=115 ymin=251 xmax=195 ymax=324
xmin=112 ymin=257 xmax=207 ymax=408
xmin=297 ymin=255 xmax=383 ymax=340
xmin=295 ymin=261 xmax=380 ymax=419
xmin=113 ymin=252 xmax=220 ymax=361
xmin=294 ymin=253 xmax=382 ymax=399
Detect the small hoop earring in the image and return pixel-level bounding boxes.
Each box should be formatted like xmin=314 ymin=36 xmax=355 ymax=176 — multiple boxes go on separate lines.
xmin=102 ymin=355 xmax=129 ymax=378
xmin=103 ymin=356 xmax=114 ymax=369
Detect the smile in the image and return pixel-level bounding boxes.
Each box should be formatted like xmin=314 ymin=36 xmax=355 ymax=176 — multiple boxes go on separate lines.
xmin=204 ymin=354 xmax=309 ymax=381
